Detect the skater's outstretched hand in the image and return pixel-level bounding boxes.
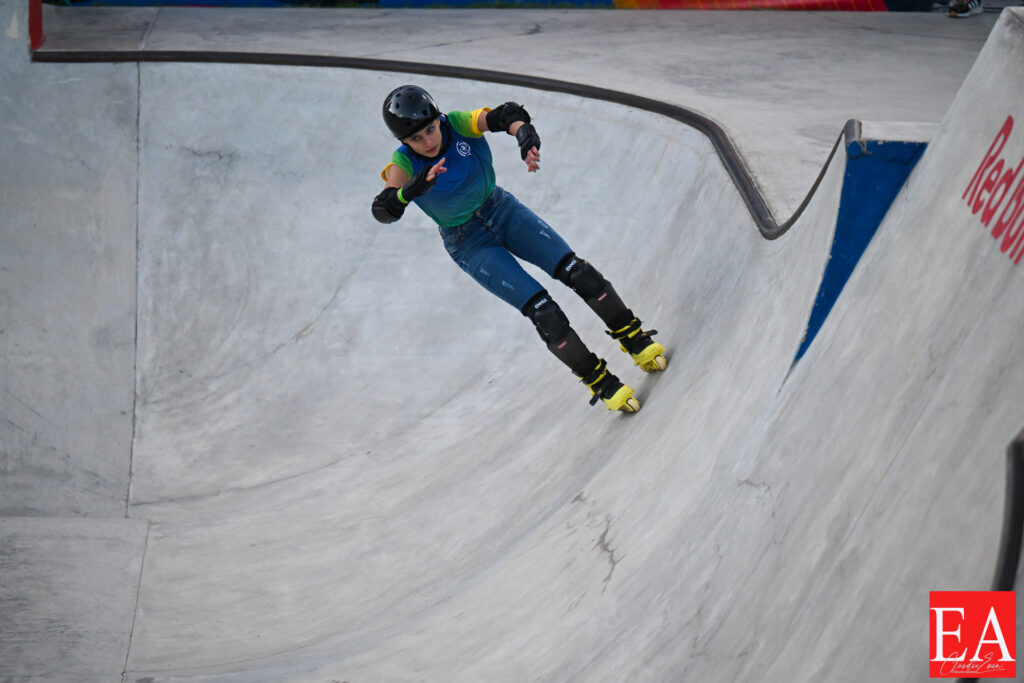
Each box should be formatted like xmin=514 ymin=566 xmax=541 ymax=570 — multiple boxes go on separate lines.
xmin=401 ymin=158 xmax=446 ymax=202
xmin=426 ymin=157 xmax=447 ymax=182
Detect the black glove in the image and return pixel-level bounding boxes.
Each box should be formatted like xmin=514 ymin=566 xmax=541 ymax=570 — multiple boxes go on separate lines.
xmin=515 ymin=123 xmax=541 ymax=160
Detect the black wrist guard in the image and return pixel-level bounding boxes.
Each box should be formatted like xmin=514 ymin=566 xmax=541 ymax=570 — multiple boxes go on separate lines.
xmin=486 ymin=102 xmax=531 ymax=133
xmin=372 ymin=186 xmax=406 ymax=224
xmin=515 ymin=123 xmax=541 ymax=160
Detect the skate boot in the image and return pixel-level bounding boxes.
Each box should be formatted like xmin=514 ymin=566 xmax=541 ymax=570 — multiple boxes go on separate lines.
xmin=609 ymin=318 xmax=667 ymax=372
xmin=581 ymin=359 xmax=640 ymax=413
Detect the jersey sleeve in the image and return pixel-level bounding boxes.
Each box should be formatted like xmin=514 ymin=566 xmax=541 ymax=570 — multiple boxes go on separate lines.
xmin=380 ymin=149 xmax=414 ymax=182
xmin=447 ymin=108 xmax=490 ymax=138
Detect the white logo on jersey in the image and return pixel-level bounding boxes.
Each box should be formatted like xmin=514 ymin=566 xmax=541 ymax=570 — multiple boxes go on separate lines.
xmin=456 ymin=141 xmax=472 ymax=157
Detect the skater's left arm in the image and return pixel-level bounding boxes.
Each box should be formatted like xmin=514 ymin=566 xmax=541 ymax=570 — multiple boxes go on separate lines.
xmin=480 ymin=103 xmax=541 ymax=173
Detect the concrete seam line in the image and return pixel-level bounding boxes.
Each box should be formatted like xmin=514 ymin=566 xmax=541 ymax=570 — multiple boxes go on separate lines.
xmin=127 ymin=60 xmax=141 ymax=521
xmin=121 ymin=521 xmax=151 ymax=682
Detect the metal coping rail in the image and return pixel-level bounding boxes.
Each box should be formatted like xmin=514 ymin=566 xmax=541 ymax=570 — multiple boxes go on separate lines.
xmin=31 ymin=49 xmax=855 ymax=241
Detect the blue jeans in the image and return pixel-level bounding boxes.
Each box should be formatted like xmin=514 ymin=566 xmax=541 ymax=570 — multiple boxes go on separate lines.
xmin=439 ymin=187 xmax=573 ymax=312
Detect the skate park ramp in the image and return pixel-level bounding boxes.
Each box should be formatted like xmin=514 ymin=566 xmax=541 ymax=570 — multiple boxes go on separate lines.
xmin=3 ymin=2 xmax=1024 ymax=680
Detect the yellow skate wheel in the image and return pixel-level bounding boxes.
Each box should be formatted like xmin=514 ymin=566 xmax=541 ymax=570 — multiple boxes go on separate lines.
xmin=629 ymin=342 xmax=668 ymax=372
xmin=603 ymin=384 xmax=640 ymax=413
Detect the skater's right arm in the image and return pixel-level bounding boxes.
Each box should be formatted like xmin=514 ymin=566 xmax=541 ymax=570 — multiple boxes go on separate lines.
xmin=484 ymin=102 xmax=540 ymax=173
xmin=372 ymin=158 xmax=447 ymax=224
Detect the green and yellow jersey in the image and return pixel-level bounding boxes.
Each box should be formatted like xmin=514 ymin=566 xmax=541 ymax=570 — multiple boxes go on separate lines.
xmin=380 ymin=109 xmax=496 ymax=227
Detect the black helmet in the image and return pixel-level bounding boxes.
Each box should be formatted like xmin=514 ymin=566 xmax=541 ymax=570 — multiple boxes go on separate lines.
xmin=382 ymin=85 xmax=441 ymax=140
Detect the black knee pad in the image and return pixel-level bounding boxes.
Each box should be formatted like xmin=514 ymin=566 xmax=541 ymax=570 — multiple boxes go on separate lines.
xmin=523 ymin=292 xmax=571 ymax=344
xmin=555 ymin=254 xmax=608 ymax=299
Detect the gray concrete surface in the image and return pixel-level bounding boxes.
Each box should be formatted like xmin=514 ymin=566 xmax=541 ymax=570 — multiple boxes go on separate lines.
xmin=1 ymin=2 xmax=137 ymax=518
xmin=126 ymin=66 xmax=836 ymax=680
xmin=3 ymin=0 xmax=1024 ymax=681
xmin=0 ymin=518 xmax=149 ymax=681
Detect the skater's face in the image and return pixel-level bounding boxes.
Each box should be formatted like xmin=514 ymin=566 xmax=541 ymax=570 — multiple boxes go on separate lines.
xmin=402 ymin=118 xmax=443 ymax=158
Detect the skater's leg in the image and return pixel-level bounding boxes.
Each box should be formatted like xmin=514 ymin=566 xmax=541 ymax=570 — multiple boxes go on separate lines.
xmin=480 ymin=187 xmax=666 ymax=374
xmin=441 ymin=217 xmax=548 ymax=311
xmin=522 ymin=292 xmax=638 ymax=412
xmin=520 ymin=291 xmax=596 ymax=376
xmin=442 ymin=240 xmax=639 ymax=412
xmin=554 ymin=253 xmax=633 ymax=330
xmin=486 ymin=187 xmax=574 ymax=278
xmin=441 ymin=194 xmax=639 ymax=410
xmin=555 ymin=253 xmax=668 ymax=373
xmin=489 ymin=190 xmax=636 ymax=333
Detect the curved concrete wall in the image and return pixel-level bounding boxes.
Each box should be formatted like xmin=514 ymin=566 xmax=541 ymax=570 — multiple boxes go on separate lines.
xmin=4 ymin=1 xmax=1024 ymax=680
xmin=127 ymin=65 xmax=835 ymax=679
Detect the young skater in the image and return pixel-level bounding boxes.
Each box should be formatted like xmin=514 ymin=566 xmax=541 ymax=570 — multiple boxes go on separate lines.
xmin=371 ymin=85 xmax=666 ymax=412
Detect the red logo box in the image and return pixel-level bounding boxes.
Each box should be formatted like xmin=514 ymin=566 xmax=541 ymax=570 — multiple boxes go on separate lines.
xmin=930 ymin=591 xmax=1016 ymax=678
